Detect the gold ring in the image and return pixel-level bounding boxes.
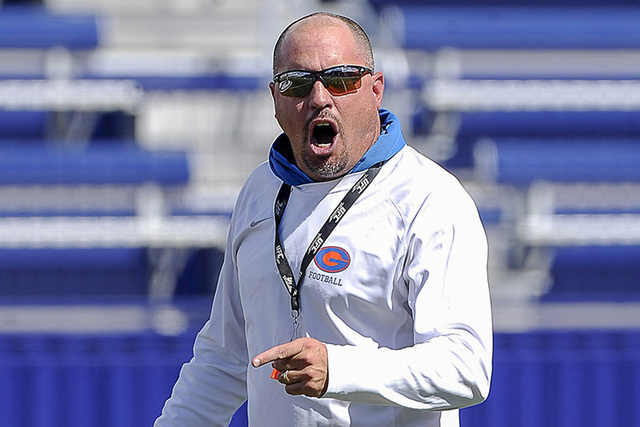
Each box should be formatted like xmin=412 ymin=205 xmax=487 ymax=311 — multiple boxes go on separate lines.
xmin=283 ymin=370 xmax=290 ymax=384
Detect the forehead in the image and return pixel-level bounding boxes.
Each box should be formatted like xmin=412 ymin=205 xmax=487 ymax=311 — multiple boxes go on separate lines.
xmin=277 ymin=19 xmax=363 ymax=72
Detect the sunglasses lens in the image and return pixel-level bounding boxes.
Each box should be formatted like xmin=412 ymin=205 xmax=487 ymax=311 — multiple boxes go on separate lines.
xmin=323 ymin=66 xmax=365 ymax=95
xmin=277 ymin=75 xmax=314 ymax=97
xmin=275 ymin=66 xmax=371 ymax=98
xmin=324 ymin=76 xmax=362 ymax=95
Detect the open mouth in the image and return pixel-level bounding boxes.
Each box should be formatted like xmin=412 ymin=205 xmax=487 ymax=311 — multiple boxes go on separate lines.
xmin=310 ymin=122 xmax=337 ymax=150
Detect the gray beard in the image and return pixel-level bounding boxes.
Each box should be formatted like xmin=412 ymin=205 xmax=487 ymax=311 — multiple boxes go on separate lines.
xmin=302 ymin=150 xmax=349 ymax=179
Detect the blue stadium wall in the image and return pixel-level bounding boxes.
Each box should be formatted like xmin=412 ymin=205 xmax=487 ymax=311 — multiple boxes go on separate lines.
xmin=0 ymin=326 xmax=638 ymax=426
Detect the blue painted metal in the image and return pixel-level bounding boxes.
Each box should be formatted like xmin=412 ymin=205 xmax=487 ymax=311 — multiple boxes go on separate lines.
xmin=0 ymin=7 xmax=98 ymax=49
xmin=386 ymin=7 xmax=640 ymax=50
xmin=545 ymin=246 xmax=640 ymax=301
xmin=461 ymin=330 xmax=640 ymax=427
xmin=484 ymin=138 xmax=640 ymax=185
xmin=0 ymin=144 xmax=190 ymax=185
xmin=0 ymin=248 xmax=149 ymax=297
xmin=0 ymin=327 xmax=638 ymax=426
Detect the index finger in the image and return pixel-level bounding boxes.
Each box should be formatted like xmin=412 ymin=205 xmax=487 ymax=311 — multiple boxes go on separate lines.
xmin=251 ymin=340 xmax=302 ymax=368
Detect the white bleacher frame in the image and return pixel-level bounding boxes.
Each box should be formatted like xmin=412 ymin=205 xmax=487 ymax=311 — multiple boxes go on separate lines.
xmin=0 ymin=1 xmax=287 ymax=300
xmin=0 ymin=215 xmax=229 ymax=249
xmin=423 ymin=79 xmax=640 ymax=112
xmin=0 ymin=78 xmax=142 ymax=112
xmin=410 ymin=47 xmax=640 ymax=300
xmin=518 ymin=182 xmax=640 ymax=247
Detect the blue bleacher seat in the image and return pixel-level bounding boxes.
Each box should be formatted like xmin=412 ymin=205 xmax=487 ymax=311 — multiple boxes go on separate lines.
xmin=414 ymin=110 xmax=640 ymax=169
xmin=476 ymin=138 xmax=640 ymax=185
xmin=0 ymin=143 xmax=189 ymax=185
xmin=545 ymin=245 xmax=640 ymax=301
xmin=457 ymin=111 xmax=640 ymax=140
xmin=0 ymin=111 xmax=48 ymax=139
xmin=0 ymin=111 xmax=135 ymax=141
xmin=370 ymin=0 xmax=640 ymax=9
xmin=0 ymin=7 xmax=98 ymax=49
xmin=0 ymin=248 xmax=148 ymax=297
xmin=0 ymin=247 xmax=224 ymax=298
xmin=384 ymin=7 xmax=640 ymax=50
xmin=174 ymin=248 xmax=224 ymax=296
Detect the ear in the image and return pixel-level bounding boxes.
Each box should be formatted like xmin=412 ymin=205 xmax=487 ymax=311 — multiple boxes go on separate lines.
xmin=269 ymin=81 xmax=277 ymax=99
xmin=269 ymin=81 xmax=279 ymax=120
xmin=371 ymin=71 xmax=385 ymax=110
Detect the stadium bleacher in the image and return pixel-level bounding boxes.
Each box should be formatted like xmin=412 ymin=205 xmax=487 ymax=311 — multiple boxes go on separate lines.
xmin=0 ymin=0 xmax=639 ymax=426
xmin=0 ymin=6 xmax=98 ymax=49
xmin=383 ymin=6 xmax=640 ymax=50
xmin=374 ymin=2 xmax=640 ymax=425
xmin=0 ymin=2 xmax=238 ymax=304
xmin=376 ymin=2 xmax=640 ymax=304
xmin=0 ymin=2 xmax=284 ymax=425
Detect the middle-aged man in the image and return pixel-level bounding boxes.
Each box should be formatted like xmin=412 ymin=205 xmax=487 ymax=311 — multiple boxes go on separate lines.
xmin=155 ymin=11 xmax=492 ymax=427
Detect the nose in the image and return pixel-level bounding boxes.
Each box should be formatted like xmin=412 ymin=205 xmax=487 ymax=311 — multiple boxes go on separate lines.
xmin=307 ymin=79 xmax=333 ymax=109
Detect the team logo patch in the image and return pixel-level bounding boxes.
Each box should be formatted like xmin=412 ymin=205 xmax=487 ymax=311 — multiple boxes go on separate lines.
xmin=314 ymin=246 xmax=350 ymax=273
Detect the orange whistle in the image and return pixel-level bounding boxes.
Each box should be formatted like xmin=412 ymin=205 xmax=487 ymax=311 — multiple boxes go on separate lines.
xmin=270 ymin=368 xmax=280 ymax=380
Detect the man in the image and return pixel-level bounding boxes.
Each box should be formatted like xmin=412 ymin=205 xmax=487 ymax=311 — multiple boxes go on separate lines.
xmin=155 ymin=12 xmax=492 ymax=427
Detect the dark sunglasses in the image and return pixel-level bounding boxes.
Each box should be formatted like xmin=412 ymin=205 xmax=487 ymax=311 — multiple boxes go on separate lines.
xmin=273 ymin=65 xmax=373 ymax=98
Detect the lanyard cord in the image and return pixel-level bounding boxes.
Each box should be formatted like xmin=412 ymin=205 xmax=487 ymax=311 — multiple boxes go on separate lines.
xmin=273 ymin=163 xmax=384 ymax=317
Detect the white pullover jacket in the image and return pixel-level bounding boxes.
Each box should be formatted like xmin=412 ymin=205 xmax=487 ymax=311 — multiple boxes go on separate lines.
xmin=155 ymin=109 xmax=492 ymax=427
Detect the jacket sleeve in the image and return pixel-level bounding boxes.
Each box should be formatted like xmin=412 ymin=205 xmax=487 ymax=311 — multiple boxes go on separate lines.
xmin=322 ymin=187 xmax=493 ymax=410
xmin=154 ymin=224 xmax=249 ymax=426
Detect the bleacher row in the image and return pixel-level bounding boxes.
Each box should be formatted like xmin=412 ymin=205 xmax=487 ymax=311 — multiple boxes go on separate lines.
xmin=376 ymin=2 xmax=640 ymax=302
xmin=0 ymin=5 xmax=246 ymax=423
xmin=0 ymin=1 xmax=639 ymax=425
xmin=3 ymin=1 xmax=637 ymax=302
xmin=376 ymin=2 xmax=640 ymax=427
xmin=0 ymin=4 xmax=245 ymax=301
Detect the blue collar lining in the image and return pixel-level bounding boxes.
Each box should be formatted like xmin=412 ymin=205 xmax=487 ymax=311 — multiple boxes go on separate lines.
xmin=268 ymin=109 xmax=406 ymax=186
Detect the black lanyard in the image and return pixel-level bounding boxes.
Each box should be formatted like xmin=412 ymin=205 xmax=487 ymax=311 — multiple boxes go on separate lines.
xmin=273 ymin=163 xmax=384 ymax=322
